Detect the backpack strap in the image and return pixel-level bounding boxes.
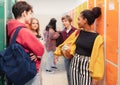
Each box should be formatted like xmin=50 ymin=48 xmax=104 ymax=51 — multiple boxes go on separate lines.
xmin=11 ymin=26 xmax=24 ymax=44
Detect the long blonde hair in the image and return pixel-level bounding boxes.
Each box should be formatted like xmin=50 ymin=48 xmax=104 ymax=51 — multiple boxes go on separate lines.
xmin=30 ymin=18 xmax=41 ymax=36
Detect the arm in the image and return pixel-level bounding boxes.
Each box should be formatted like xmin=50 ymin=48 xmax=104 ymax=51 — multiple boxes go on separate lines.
xmin=54 ymin=30 xmax=79 ymax=56
xmin=49 ymin=28 xmax=60 ymax=39
xmin=92 ymin=79 xmax=99 ymax=85
xmin=89 ymin=35 xmax=104 ymax=81
xmin=17 ymin=28 xmax=44 ymax=58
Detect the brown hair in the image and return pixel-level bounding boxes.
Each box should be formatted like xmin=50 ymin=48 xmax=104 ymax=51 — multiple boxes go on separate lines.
xmin=12 ymin=1 xmax=33 ymax=19
xmin=61 ymin=15 xmax=72 ymax=23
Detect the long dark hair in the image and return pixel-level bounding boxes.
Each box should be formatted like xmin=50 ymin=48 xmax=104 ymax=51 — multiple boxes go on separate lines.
xmin=45 ymin=24 xmax=52 ymax=31
xmin=48 ymin=18 xmax=57 ymax=32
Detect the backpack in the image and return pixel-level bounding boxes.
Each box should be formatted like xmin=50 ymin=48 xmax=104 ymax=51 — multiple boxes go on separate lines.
xmin=0 ymin=26 xmax=37 ymax=85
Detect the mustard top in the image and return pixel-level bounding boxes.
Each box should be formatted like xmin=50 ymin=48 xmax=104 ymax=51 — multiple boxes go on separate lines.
xmin=54 ymin=30 xmax=104 ymax=80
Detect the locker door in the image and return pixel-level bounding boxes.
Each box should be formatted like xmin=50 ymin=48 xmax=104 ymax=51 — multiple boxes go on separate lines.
xmin=5 ymin=0 xmax=16 ymax=47
xmin=88 ymin=0 xmax=94 ymax=9
xmin=74 ymin=7 xmax=79 ymax=28
xmin=95 ymin=1 xmax=105 ymax=85
xmin=73 ymin=2 xmax=87 ymax=28
xmin=118 ymin=1 xmax=120 ymax=85
xmin=96 ymin=0 xmax=105 ymax=36
xmin=106 ymin=0 xmax=119 ymax=85
xmin=88 ymin=0 xmax=95 ymax=30
xmin=68 ymin=9 xmax=74 ymax=26
xmin=0 ymin=0 xmax=5 ymax=51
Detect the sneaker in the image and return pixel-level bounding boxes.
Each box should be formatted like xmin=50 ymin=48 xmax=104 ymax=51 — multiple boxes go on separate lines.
xmin=46 ymin=70 xmax=54 ymax=73
xmin=51 ymin=66 xmax=57 ymax=69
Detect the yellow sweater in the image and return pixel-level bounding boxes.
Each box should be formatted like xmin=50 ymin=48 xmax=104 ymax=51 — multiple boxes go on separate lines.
xmin=54 ymin=30 xmax=78 ymax=56
xmin=89 ymin=35 xmax=104 ymax=80
xmin=54 ymin=30 xmax=104 ymax=80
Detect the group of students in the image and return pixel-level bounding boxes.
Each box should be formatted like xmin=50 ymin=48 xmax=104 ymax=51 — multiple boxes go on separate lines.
xmin=43 ymin=15 xmax=76 ymax=85
xmin=6 ymin=1 xmax=104 ymax=85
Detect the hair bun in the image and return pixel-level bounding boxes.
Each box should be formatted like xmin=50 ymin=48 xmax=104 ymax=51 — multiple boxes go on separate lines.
xmin=92 ymin=7 xmax=101 ymax=19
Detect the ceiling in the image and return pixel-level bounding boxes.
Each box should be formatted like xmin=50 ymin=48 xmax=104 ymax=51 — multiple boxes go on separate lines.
xmin=26 ymin=0 xmax=86 ymax=15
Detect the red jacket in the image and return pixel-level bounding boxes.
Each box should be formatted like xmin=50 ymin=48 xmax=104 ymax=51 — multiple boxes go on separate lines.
xmin=7 ymin=19 xmax=44 ymax=71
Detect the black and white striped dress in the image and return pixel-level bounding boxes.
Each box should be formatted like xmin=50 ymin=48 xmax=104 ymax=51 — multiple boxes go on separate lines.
xmin=70 ymin=30 xmax=98 ymax=85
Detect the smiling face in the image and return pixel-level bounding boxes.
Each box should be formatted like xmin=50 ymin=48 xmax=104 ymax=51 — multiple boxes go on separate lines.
xmin=61 ymin=15 xmax=72 ymax=29
xmin=62 ymin=19 xmax=71 ymax=29
xmin=31 ymin=19 xmax=39 ymax=31
xmin=77 ymin=14 xmax=87 ymax=28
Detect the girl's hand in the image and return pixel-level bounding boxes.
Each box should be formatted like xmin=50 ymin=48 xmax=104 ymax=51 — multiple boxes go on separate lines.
xmin=54 ymin=55 xmax=59 ymax=64
xmin=91 ymin=79 xmax=99 ymax=85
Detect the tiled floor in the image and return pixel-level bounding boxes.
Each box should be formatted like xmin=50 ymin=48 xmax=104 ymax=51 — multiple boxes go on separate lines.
xmin=41 ymin=54 xmax=68 ymax=85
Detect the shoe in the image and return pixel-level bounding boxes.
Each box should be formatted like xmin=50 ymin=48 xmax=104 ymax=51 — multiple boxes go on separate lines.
xmin=51 ymin=66 xmax=57 ymax=69
xmin=46 ymin=70 xmax=54 ymax=73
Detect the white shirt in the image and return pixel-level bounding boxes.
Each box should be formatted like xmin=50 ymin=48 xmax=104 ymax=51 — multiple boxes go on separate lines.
xmin=66 ymin=26 xmax=72 ymax=33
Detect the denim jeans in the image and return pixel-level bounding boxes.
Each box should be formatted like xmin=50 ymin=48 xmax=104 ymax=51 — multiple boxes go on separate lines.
xmin=64 ymin=57 xmax=71 ymax=85
xmin=46 ymin=51 xmax=56 ymax=70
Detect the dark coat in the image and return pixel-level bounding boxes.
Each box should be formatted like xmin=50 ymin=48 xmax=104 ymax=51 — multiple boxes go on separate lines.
xmin=56 ymin=26 xmax=76 ymax=46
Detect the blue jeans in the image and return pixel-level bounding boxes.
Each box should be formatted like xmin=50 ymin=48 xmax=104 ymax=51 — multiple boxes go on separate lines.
xmin=46 ymin=51 xmax=56 ymax=70
xmin=64 ymin=57 xmax=71 ymax=85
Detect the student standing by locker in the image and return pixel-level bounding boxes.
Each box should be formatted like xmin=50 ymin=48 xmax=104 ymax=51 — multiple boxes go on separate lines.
xmin=69 ymin=7 xmax=104 ymax=85
xmin=7 ymin=1 xmax=44 ymax=85
xmin=56 ymin=15 xmax=76 ymax=85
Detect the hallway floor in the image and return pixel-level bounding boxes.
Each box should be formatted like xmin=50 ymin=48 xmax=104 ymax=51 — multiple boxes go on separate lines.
xmin=41 ymin=54 xmax=68 ymax=85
